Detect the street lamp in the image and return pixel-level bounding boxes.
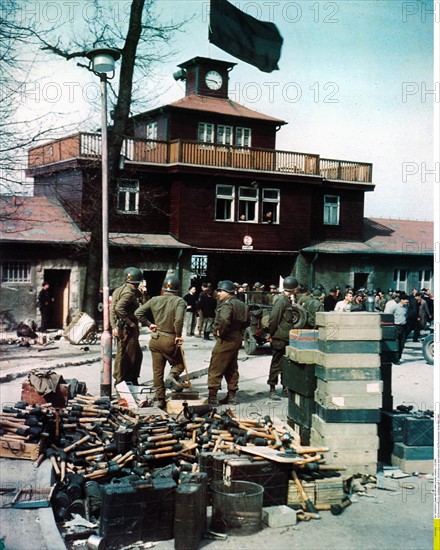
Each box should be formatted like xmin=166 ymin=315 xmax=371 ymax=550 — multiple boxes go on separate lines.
xmin=86 ymin=47 xmax=121 ymax=397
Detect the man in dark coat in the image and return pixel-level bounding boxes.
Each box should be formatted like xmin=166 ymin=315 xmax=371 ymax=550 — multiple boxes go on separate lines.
xmin=183 ymin=286 xmax=198 ymax=336
xmin=37 ymin=281 xmax=52 ymax=332
xmin=110 ymin=267 xmax=146 ymax=386
xmin=323 ymin=288 xmax=338 ymax=311
xmin=196 ymin=283 xmax=217 ymax=340
xmin=207 ymin=280 xmax=248 ymax=405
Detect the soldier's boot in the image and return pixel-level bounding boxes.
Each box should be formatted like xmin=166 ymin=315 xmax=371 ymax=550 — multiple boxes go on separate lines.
xmin=165 ymin=374 xmax=183 ymax=392
xmin=204 ymin=332 xmax=211 ymax=341
xmin=282 ymin=386 xmax=288 ymax=398
xmin=207 ymin=388 xmax=219 ymax=405
xmin=219 ymin=391 xmax=237 ymax=405
xmin=154 ymin=398 xmax=167 ymax=410
xmin=269 ymin=385 xmax=281 ymax=401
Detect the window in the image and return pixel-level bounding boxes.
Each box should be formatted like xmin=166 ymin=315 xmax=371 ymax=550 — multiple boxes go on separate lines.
xmin=238 ymin=187 xmax=258 ymax=222
xmin=215 ymin=185 xmax=235 ymax=221
xmin=235 ymin=127 xmax=251 ymax=147
xmin=393 ymin=269 xmax=408 ymax=292
xmin=146 ymin=121 xmax=158 ymax=140
xmin=419 ymin=269 xmax=432 ymax=289
xmin=262 ymin=188 xmax=280 ymax=224
xmin=198 ymin=123 xmax=214 ymax=144
xmin=191 ymin=255 xmax=208 ymax=277
xmin=1 ymin=261 xmax=31 ymax=283
xmin=117 ymin=180 xmax=139 ymax=213
xmin=323 ymin=195 xmax=340 ymax=225
xmin=217 ymin=125 xmax=233 ymax=145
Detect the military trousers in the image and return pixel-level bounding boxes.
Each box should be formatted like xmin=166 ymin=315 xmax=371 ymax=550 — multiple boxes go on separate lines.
xmin=267 ymin=338 xmax=287 ymax=386
xmin=149 ymin=333 xmax=184 ymax=400
xmin=113 ymin=326 xmax=142 ymax=385
xmin=207 ymin=337 xmax=241 ymax=392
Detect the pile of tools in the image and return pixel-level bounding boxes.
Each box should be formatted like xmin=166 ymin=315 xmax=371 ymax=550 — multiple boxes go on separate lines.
xmin=1 ymin=395 xmax=355 ymax=545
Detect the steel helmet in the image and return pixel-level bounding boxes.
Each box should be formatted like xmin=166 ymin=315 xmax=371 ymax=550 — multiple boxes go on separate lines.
xmin=124 ymin=267 xmax=143 ymax=284
xmin=217 ymin=280 xmax=235 ymax=293
xmin=283 ymin=276 xmax=299 ymax=291
xmin=162 ymin=275 xmax=180 ymax=293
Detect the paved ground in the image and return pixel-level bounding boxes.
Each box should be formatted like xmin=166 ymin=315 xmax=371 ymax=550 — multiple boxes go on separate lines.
xmin=0 ymin=329 xmax=436 ymax=550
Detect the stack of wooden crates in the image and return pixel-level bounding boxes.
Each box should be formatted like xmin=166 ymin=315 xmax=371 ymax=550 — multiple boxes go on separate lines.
xmin=284 ymin=312 xmax=384 ymax=476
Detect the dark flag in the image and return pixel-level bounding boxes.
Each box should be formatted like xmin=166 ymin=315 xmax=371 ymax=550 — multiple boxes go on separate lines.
xmin=209 ymin=0 xmax=283 ymax=73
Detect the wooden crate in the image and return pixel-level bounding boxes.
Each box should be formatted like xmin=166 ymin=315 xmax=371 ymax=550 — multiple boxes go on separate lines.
xmin=0 ymin=439 xmax=41 ymax=461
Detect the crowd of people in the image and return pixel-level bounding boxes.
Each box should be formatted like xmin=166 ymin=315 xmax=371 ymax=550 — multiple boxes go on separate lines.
xmin=109 ymin=268 xmax=434 ymax=408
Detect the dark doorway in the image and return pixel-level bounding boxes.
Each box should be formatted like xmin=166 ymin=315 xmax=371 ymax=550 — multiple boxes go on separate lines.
xmin=143 ymin=270 xmax=167 ymax=298
xmin=354 ymin=272 xmax=369 ymax=290
xmin=42 ymin=269 xmax=71 ymax=329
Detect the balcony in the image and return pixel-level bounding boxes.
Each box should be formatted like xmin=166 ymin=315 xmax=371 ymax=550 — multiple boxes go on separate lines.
xmin=27 ymin=132 xmax=373 ymax=183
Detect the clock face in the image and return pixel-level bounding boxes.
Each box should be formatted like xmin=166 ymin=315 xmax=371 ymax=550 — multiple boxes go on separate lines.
xmin=205 ymin=70 xmax=223 ymax=90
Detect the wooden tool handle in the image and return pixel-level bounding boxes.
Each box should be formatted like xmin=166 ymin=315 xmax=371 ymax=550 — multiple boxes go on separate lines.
xmin=64 ymin=435 xmax=91 ymax=453
xmin=291 ymin=470 xmax=319 ymax=516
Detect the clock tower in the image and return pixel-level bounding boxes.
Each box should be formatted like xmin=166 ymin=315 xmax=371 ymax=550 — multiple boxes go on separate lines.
xmin=173 ymin=57 xmax=236 ymax=99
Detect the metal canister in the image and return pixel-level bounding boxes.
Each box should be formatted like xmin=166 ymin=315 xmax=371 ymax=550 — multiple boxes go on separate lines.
xmin=86 ymin=534 xmax=106 ymax=550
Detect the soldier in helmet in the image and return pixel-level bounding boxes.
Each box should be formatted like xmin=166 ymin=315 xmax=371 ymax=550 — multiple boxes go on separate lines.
xmin=267 ymin=275 xmax=299 ymax=400
xmin=135 ymin=274 xmax=186 ymax=410
xmin=110 ymin=267 xmax=147 ymax=385
xmin=206 ymin=280 xmax=248 ymax=405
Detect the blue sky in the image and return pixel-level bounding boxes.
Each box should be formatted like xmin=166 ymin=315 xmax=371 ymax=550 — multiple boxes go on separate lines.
xmin=16 ymin=0 xmax=437 ymax=220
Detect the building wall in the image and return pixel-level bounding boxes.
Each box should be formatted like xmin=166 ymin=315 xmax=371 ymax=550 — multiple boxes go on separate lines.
xmin=173 ymin=174 xmax=313 ymax=251
xmin=295 ymin=253 xmax=434 ymax=293
xmin=311 ymin=188 xmax=365 ymax=242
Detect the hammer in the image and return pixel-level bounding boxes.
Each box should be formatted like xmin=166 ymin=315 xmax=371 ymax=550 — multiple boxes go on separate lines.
xmin=46 ymin=448 xmax=61 ymax=477
xmin=330 ymin=497 xmax=352 ymax=516
xmin=291 ymin=470 xmax=320 ymax=517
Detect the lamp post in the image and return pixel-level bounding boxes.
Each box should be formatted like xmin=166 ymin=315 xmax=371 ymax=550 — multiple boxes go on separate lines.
xmin=86 ymin=48 xmax=121 ymax=397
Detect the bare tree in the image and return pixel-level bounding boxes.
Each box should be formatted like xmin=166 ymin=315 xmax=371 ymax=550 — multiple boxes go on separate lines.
xmin=13 ymin=0 xmax=187 ymax=316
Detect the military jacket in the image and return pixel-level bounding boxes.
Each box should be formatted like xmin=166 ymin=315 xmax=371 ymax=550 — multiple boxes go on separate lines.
xmin=135 ymin=293 xmax=186 ymax=337
xmin=214 ymin=295 xmax=248 ymax=340
xmin=268 ymin=293 xmax=294 ymax=342
xmin=110 ymin=283 xmax=143 ymax=329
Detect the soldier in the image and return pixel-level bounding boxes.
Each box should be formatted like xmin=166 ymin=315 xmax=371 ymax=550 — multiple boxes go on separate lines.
xmin=303 ymin=288 xmax=324 ymax=327
xmin=110 ymin=267 xmax=146 ymax=386
xmin=267 ymin=275 xmax=299 ymax=400
xmin=207 ymin=280 xmax=248 ymax=405
xmin=267 ymin=284 xmax=279 ymax=305
xmin=296 ymin=285 xmax=310 ymax=307
xmin=135 ymin=275 xmax=186 ymax=409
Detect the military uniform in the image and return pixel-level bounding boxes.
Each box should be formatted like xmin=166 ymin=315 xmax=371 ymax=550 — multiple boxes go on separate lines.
xmin=110 ymin=283 xmax=144 ymax=385
xmin=267 ymin=293 xmax=294 ymax=388
xmin=302 ymin=292 xmax=324 ymax=327
xmin=207 ymin=293 xmax=248 ymax=399
xmin=135 ymin=293 xmax=186 ymax=402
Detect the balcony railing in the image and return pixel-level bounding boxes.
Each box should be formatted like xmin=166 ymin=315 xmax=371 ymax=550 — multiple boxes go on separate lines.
xmin=27 ymin=132 xmax=373 ymax=183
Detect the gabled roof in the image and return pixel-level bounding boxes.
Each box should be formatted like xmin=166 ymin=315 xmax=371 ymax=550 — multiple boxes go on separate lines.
xmin=301 ymin=218 xmax=434 ymax=255
xmin=135 ymin=94 xmax=287 ymax=124
xmin=0 ymin=196 xmax=192 ymax=249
